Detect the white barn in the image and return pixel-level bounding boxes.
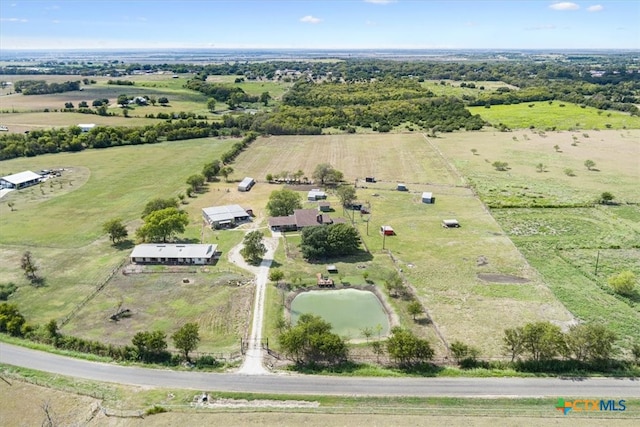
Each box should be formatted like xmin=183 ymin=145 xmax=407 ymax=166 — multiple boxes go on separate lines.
xmin=202 ymin=204 xmax=251 ymax=229
xmin=238 ymin=177 xmax=255 ymax=192
xmin=0 ymin=170 xmax=42 ymax=189
xmin=307 ymin=189 xmax=327 ymax=201
xmin=130 ymin=244 xmax=218 ymax=265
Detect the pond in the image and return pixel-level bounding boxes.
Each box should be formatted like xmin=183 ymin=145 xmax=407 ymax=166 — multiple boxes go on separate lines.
xmin=290 ymin=288 xmax=390 ymax=340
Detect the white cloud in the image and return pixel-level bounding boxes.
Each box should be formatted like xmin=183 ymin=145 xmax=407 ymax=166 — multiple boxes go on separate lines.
xmin=300 ymin=15 xmax=321 ymax=24
xmin=0 ymin=17 xmax=27 ymax=22
xmin=549 ymin=2 xmax=580 ymax=10
xmin=587 ymin=5 xmax=604 ymax=12
xmin=365 ymin=20 xmax=378 ymax=26
xmin=364 ymin=0 xmax=396 ymax=4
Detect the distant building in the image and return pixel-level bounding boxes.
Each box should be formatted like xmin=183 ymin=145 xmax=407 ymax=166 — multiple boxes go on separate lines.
xmin=421 ymin=192 xmax=435 ymax=204
xmin=78 ymin=123 xmax=96 ymax=132
xmin=268 ymin=209 xmax=345 ymax=232
xmin=397 ymin=183 xmax=407 ymax=191
xmin=130 ymin=244 xmax=218 ymax=265
xmin=238 ymin=177 xmax=255 ymax=192
xmin=307 ymin=189 xmax=327 ymax=201
xmin=0 ymin=170 xmax=42 ymax=189
xmin=202 ymin=205 xmax=251 ymax=229
xmin=442 ymin=219 xmax=461 ymax=228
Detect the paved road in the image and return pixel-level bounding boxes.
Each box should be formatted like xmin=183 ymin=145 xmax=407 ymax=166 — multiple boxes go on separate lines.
xmin=2 ymin=343 xmax=638 ymax=398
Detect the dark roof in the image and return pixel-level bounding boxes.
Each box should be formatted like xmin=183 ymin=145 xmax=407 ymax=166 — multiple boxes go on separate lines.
xmin=269 ymin=209 xmax=336 ymax=228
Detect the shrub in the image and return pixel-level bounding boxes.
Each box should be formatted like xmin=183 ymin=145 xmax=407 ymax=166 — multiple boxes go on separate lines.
xmin=0 ymin=282 xmax=17 ymax=300
xmin=607 ymin=271 xmax=636 ymax=296
xmin=145 ymin=405 xmax=168 ymax=415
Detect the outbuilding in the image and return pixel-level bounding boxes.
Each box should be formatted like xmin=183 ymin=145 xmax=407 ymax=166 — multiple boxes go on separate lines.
xmin=307 ymin=189 xmax=327 ymax=201
xmin=202 ymin=204 xmax=251 ymax=229
xmin=0 ymin=170 xmax=42 ymax=189
xmin=442 ymin=219 xmax=461 ymax=228
xmin=238 ymin=177 xmax=255 ymax=192
xmin=365 ymin=177 xmax=376 ymax=183
xmin=397 ymin=183 xmax=407 ymax=192
xmin=78 ymin=123 xmax=96 ymax=132
xmin=422 ymin=192 xmax=435 ymax=204
xmin=130 ymin=243 xmax=219 ymax=265
xmin=381 ymin=225 xmax=395 ymax=236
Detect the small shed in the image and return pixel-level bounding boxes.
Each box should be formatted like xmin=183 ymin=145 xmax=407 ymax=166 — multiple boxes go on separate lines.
xmin=238 ymin=177 xmax=255 ymax=192
xmin=308 ymin=189 xmax=327 ymax=201
xmin=422 ymin=192 xmax=435 ymax=204
xmin=327 ymin=264 xmax=338 ymax=273
xmin=397 ymin=183 xmax=407 ymax=191
xmin=381 ymin=225 xmax=395 ymax=236
xmin=442 ymin=219 xmax=461 ymax=228
xmin=318 ymin=201 xmax=331 ymax=212
xmin=365 ymin=177 xmax=376 ymax=183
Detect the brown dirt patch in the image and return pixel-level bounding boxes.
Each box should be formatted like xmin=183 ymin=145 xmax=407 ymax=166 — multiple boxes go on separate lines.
xmin=477 ymin=273 xmax=530 ymax=284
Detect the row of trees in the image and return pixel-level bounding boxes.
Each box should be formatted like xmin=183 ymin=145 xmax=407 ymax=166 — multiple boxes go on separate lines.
xmin=14 ymin=79 xmax=81 ymax=95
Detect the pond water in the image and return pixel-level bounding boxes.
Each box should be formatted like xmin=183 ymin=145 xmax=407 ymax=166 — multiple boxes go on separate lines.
xmin=290 ymin=288 xmax=390 ymax=340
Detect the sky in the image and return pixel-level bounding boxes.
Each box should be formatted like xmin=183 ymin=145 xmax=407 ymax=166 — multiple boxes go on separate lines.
xmin=0 ymin=1 xmax=638 ymax=50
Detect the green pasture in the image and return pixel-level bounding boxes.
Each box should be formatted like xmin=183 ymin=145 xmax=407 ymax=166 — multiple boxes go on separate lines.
xmin=421 ymin=80 xmax=517 ymax=97
xmin=468 ymin=101 xmax=640 ymax=130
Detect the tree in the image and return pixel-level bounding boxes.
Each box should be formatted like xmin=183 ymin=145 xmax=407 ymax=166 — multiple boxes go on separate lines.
xmin=141 ymin=198 xmax=178 ymax=218
xmin=384 ymin=271 xmax=405 ymax=298
xmin=553 ymin=144 xmax=560 ymax=152
xmin=564 ymin=168 xmax=575 ymax=177
xmin=608 ymin=270 xmax=636 ymax=296
xmin=269 ymin=268 xmax=284 ymax=285
xmin=407 ymin=300 xmax=422 ymax=321
xmin=471 ymin=148 xmax=478 ymax=155
xmin=132 ymin=330 xmax=169 ymax=362
xmin=632 ymin=342 xmax=640 ymax=365
xmin=7 ymin=201 xmax=15 ymax=211
xmin=300 ymin=223 xmax=360 ymax=259
xmin=172 ymin=323 xmax=200 ymax=361
xmin=312 ymin=163 xmax=343 ymax=185
xmin=78 ymin=101 xmax=88 ymax=108
xmin=219 ymin=166 xmax=234 ymax=182
xmin=64 ymin=102 xmax=74 ymax=109
xmin=386 ymin=327 xmax=434 ymax=367
xmin=186 ymin=174 xmax=206 ymax=192
xmin=584 ymin=159 xmax=596 ymax=170
xmin=566 ymin=324 xmax=616 ymax=363
xmin=450 ymin=340 xmax=480 ymax=365
xmin=600 ymin=192 xmax=615 ymax=204
xmin=522 ymin=321 xmax=565 ymax=361
xmin=492 ymin=161 xmax=509 ymax=171
xmin=102 ymin=218 xmax=128 ymax=244
xmin=0 ymin=303 xmax=27 ymax=336
xmin=503 ymin=327 xmax=524 ymax=362
xmin=117 ymin=94 xmax=129 ymax=107
xmin=336 ymin=185 xmax=357 ymax=207
xmin=207 ymin=98 xmax=217 ymax=112
xmin=136 ymin=207 xmax=189 ymax=243
xmin=260 ymin=91 xmax=272 ymax=106
xmin=536 ymin=163 xmax=547 ymax=173
xmin=158 ymin=96 xmax=169 ymax=106
xmin=278 ymin=313 xmax=348 ymax=365
xmin=266 ymin=189 xmax=302 ymax=216
xmin=20 ymin=251 xmax=39 ymax=282
xmin=202 ymin=160 xmax=221 ymax=181
xmin=241 ymin=230 xmax=267 ymax=265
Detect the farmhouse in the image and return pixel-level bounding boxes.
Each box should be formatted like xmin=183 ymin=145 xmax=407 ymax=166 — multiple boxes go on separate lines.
xmin=238 ymin=177 xmax=255 ymax=192
xmin=307 ymin=189 xmax=327 ymax=201
xmin=268 ymin=209 xmax=345 ymax=231
xmin=422 ymin=192 xmax=435 ymax=204
xmin=78 ymin=123 xmax=96 ymax=132
xmin=202 ymin=204 xmax=251 ymax=229
xmin=0 ymin=170 xmax=42 ymax=189
xmin=130 ymin=244 xmax=219 ymax=265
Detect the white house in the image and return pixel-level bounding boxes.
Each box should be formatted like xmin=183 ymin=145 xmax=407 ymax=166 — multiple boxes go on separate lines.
xmin=202 ymin=204 xmax=251 ymax=229
xmin=130 ymin=244 xmax=218 ymax=265
xmin=0 ymin=170 xmax=42 ymax=189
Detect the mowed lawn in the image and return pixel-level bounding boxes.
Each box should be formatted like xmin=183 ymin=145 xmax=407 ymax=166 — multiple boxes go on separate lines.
xmin=233 ymin=134 xmax=573 ymax=357
xmin=0 ymin=138 xmax=234 ymax=324
xmin=469 ymin=101 xmax=640 ymax=130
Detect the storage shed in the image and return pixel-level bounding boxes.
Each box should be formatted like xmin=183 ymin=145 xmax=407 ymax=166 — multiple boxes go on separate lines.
xmin=0 ymin=170 xmax=42 ymax=189
xmin=308 ymin=189 xmax=327 ymax=201
xmin=238 ymin=177 xmax=255 ymax=192
xmin=397 ymin=183 xmax=407 ymax=191
xmin=381 ymin=225 xmax=395 ymax=236
xmin=442 ymin=219 xmax=461 ymax=228
xmin=422 ymin=192 xmax=435 ymax=204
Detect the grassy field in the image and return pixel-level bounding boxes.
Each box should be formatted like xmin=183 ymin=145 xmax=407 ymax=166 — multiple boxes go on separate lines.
xmin=422 ymin=80 xmax=518 ymax=97
xmin=433 ymin=129 xmax=640 ymax=349
xmin=469 ymin=101 xmax=640 ymax=131
xmin=233 ymin=134 xmax=573 ymax=357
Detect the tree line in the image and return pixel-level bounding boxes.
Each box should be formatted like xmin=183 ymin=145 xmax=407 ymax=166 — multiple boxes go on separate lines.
xmin=13 ymin=79 xmax=81 ymax=95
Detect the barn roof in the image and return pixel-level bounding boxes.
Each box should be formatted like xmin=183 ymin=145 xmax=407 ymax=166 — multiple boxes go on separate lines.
xmin=1 ymin=170 xmax=42 ymax=185
xmin=202 ymin=205 xmax=250 ymax=223
xmin=130 ymin=244 xmax=217 ymax=259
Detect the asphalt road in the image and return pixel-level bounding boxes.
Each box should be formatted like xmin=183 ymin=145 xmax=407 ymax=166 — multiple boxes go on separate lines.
xmin=2 ymin=343 xmax=639 ymax=398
